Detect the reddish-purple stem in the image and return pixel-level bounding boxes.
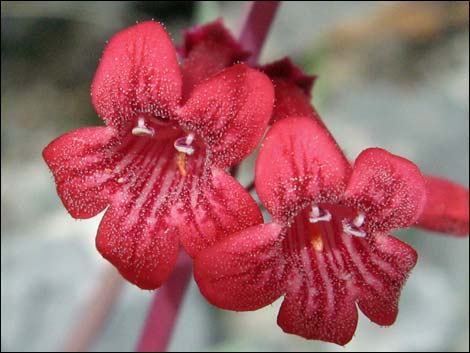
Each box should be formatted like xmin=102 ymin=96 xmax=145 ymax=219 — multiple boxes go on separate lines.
xmin=239 ymin=1 xmax=280 ymax=66
xmin=135 ymin=253 xmax=192 ymax=352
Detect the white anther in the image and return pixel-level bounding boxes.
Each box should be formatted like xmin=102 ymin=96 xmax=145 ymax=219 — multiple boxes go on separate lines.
xmin=174 ymin=144 xmax=195 ymax=155
xmin=309 ymin=205 xmax=332 ymax=223
xmin=132 ymin=117 xmax=154 ymax=136
xmin=174 ymin=133 xmax=195 ymax=155
xmin=353 ymin=213 xmax=365 ymax=228
xmin=311 ymin=206 xmax=320 ymax=218
xmin=186 ymin=133 xmax=195 ymax=145
xmin=343 ymin=218 xmax=367 ymax=238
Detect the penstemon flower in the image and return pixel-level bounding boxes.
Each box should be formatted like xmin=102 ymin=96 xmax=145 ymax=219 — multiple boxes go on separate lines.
xmin=42 ymin=13 xmax=468 ymax=349
xmin=260 ymin=57 xmax=318 ymax=124
xmin=195 ymin=115 xmax=427 ymax=345
xmin=43 ymin=21 xmax=274 ymax=289
xmin=417 ymin=175 xmax=469 ymax=236
xmin=261 ymin=58 xmax=469 ymax=237
xmin=194 ymin=58 xmax=469 ymax=345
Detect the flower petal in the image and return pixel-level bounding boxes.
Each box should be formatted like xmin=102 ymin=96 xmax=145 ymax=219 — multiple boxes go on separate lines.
xmin=416 ymin=175 xmax=469 ymax=236
xmin=344 ymin=148 xmax=427 ymax=233
xmin=42 ymin=127 xmax=118 ymax=219
xmin=355 ymin=233 xmax=417 ymax=326
xmin=255 ymin=116 xmax=351 ymax=221
xmin=277 ymin=211 xmax=417 ymax=345
xmin=95 ymin=140 xmax=186 ymax=289
xmin=194 ymin=223 xmax=286 ymax=311
xmin=277 ymin=247 xmax=358 ymax=346
xmin=261 ymin=57 xmax=315 ymax=97
xmin=96 ymin=201 xmax=179 ymax=290
xmin=269 ymin=79 xmax=321 ymax=124
xmin=278 ymin=210 xmax=358 ymax=345
xmin=177 ymin=64 xmax=274 ymax=168
xmin=180 ymin=19 xmax=250 ymax=100
xmin=91 ymin=21 xmax=182 ymax=131
xmin=260 ymin=58 xmax=318 ymax=124
xmin=177 ymin=168 xmax=264 ymax=257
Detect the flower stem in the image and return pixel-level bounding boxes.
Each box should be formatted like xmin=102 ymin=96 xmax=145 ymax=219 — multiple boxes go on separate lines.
xmin=135 ymin=253 xmax=192 ymax=352
xmin=239 ymin=1 xmax=281 ymax=66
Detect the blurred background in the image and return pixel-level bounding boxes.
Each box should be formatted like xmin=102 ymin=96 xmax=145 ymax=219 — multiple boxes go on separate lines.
xmin=1 ymin=1 xmax=468 ymax=351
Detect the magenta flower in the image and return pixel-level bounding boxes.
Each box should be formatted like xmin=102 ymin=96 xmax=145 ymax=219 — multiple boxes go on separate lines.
xmin=195 ymin=115 xmax=427 ymax=345
xmin=43 ymin=21 xmax=274 ymax=289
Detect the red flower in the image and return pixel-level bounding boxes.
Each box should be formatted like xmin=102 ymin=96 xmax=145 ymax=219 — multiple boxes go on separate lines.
xmin=260 ymin=57 xmax=318 ymax=124
xmin=43 ymin=21 xmax=274 ymax=289
xmin=261 ymin=58 xmax=469 ymax=237
xmin=194 ymin=56 xmax=468 ymax=344
xmin=417 ymin=175 xmax=469 ymax=236
xmin=194 ymin=116 xmax=427 ymax=345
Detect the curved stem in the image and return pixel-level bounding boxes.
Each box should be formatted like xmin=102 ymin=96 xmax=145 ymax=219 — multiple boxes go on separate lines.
xmin=135 ymin=253 xmax=192 ymax=352
xmin=239 ymin=1 xmax=281 ymax=66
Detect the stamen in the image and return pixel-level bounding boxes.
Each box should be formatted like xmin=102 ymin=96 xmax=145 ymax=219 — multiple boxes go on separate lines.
xmin=132 ymin=117 xmax=154 ymax=136
xmin=343 ymin=213 xmax=367 ymax=238
xmin=174 ymin=144 xmax=194 ymax=155
xmin=186 ymin=133 xmax=195 ymax=145
xmin=174 ymin=133 xmax=195 ymax=155
xmin=177 ymin=152 xmax=188 ymax=177
xmin=309 ymin=205 xmax=332 ymax=223
xmin=353 ymin=213 xmax=365 ymax=228
xmin=311 ymin=205 xmax=320 ymax=218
